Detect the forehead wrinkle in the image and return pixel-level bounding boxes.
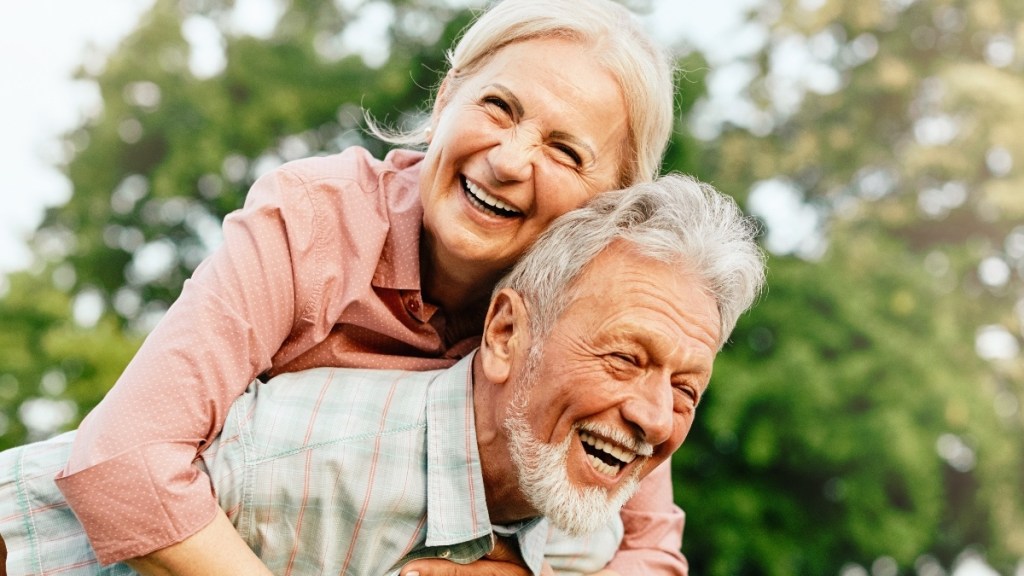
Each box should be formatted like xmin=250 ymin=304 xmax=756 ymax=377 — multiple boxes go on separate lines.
xmin=592 ymin=287 xmax=721 ymax=367
xmin=619 ymin=263 xmax=721 ymax=347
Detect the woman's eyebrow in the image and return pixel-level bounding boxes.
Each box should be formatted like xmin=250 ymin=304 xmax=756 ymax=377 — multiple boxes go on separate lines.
xmin=489 ymin=83 xmax=524 ymax=116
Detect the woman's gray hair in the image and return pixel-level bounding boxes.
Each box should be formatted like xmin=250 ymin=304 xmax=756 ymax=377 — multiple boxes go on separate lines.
xmin=494 ymin=174 xmax=767 ymax=349
xmin=369 ymin=0 xmax=675 ymax=185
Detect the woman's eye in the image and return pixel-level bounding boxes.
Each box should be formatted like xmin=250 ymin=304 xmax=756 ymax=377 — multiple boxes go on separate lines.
xmin=553 ymin=143 xmax=583 ymax=167
xmin=483 ymin=96 xmax=513 ymax=116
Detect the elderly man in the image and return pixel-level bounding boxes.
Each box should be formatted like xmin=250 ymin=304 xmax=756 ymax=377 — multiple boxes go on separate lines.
xmin=0 ymin=174 xmax=764 ymax=576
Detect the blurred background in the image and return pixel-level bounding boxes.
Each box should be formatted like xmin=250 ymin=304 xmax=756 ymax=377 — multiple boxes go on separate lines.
xmin=0 ymin=0 xmax=1021 ymax=574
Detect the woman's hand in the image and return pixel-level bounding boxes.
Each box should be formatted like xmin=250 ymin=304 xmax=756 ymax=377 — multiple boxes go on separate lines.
xmin=399 ymin=559 xmax=619 ymax=576
xmin=400 ymin=535 xmax=551 ymax=576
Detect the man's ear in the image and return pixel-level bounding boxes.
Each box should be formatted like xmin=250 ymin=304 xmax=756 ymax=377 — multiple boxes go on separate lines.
xmin=480 ymin=288 xmax=530 ymax=386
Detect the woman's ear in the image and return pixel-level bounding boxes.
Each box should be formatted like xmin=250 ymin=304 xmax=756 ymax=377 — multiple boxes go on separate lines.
xmin=428 ymin=71 xmax=456 ymax=133
xmin=434 ymin=71 xmax=455 ymax=110
xmin=480 ymin=288 xmax=530 ymax=386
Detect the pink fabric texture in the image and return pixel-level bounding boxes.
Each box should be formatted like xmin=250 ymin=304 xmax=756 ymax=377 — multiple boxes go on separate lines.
xmin=608 ymin=461 xmax=689 ymax=575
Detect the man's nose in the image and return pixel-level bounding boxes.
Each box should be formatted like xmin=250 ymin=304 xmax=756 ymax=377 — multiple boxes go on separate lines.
xmin=621 ymin=374 xmax=675 ymax=447
xmin=487 ymin=131 xmax=536 ymax=182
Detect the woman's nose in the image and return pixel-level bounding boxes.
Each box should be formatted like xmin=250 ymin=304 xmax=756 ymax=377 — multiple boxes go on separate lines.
xmin=487 ymin=131 xmax=536 ymax=183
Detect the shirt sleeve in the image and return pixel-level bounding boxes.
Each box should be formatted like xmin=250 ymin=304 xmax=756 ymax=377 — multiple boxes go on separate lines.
xmin=606 ymin=460 xmax=689 ymax=575
xmin=54 ymin=165 xmax=326 ymax=565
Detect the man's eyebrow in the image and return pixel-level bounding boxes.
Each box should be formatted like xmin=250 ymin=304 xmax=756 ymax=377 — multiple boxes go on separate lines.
xmin=622 ymin=324 xmax=715 ymax=375
xmin=490 ymin=83 xmax=524 ymax=116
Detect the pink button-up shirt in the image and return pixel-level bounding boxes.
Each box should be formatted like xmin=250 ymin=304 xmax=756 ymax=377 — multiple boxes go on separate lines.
xmin=54 ymin=146 xmax=687 ymax=574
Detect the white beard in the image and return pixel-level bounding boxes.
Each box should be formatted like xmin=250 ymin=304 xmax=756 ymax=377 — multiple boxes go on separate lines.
xmin=503 ymin=346 xmax=645 ymax=536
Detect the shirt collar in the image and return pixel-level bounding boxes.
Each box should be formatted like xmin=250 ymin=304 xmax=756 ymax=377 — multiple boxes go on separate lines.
xmin=494 ymin=518 xmax=549 ymax=576
xmin=424 ymin=352 xmax=547 ymax=576
xmin=369 ymin=152 xmax=442 ymax=323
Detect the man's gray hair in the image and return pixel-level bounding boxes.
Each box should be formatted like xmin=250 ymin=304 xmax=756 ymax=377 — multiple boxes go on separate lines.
xmin=494 ymin=174 xmax=767 ymax=349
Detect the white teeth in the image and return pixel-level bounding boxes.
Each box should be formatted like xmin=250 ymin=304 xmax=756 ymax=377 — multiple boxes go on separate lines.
xmin=587 ymin=454 xmax=621 ymax=477
xmin=581 ymin=432 xmax=637 ymax=464
xmin=579 ymin=431 xmax=637 ymax=477
xmin=464 ymin=179 xmax=520 ymax=213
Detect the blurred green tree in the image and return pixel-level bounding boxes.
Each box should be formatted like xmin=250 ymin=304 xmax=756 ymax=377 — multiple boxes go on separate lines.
xmin=667 ymin=0 xmax=1024 ymax=573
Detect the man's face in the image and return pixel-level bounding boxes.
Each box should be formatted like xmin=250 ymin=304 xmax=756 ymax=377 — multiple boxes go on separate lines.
xmin=504 ymin=242 xmax=721 ymax=534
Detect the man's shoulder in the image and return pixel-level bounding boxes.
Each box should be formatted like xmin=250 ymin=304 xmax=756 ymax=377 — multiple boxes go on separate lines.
xmin=230 ymin=367 xmax=440 ymax=454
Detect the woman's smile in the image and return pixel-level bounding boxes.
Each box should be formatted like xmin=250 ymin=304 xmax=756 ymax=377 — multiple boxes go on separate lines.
xmin=462 ymin=176 xmax=523 ymax=218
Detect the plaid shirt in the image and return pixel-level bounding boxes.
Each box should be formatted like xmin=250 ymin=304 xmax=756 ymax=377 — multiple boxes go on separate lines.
xmin=1 ymin=354 xmax=619 ymax=576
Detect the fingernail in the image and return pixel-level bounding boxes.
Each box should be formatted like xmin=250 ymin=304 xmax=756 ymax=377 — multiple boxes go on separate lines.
xmin=407 ymin=572 xmax=420 ymax=576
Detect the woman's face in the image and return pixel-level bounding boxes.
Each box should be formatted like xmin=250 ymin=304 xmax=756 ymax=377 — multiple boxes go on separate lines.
xmin=419 ymin=37 xmax=629 ymax=280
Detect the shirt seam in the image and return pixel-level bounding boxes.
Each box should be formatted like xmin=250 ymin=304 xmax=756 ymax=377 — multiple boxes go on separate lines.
xmin=281 ymin=166 xmax=329 ymax=326
xmin=243 ymin=422 xmax=426 ymax=466
xmin=12 ymin=448 xmax=45 ymax=576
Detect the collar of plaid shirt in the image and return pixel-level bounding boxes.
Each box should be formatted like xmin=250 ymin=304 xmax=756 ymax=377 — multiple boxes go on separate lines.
xmin=422 ymin=353 xmax=548 ymax=576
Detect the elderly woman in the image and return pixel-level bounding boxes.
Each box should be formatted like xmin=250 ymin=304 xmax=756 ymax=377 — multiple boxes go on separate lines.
xmin=49 ymin=0 xmax=683 ymax=575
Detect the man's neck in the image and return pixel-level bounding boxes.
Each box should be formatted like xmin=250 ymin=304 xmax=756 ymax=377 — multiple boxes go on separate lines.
xmin=470 ymin=355 xmax=538 ymax=525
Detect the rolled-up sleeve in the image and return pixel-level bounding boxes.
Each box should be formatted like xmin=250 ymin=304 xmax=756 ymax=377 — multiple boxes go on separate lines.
xmin=55 ymin=165 xmax=321 ymax=564
xmin=606 ymin=460 xmax=689 ymax=575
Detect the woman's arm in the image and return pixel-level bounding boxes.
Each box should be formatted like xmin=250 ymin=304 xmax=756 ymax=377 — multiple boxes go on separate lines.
xmin=126 ymin=509 xmax=273 ymax=576
xmin=605 ymin=461 xmax=689 ymax=575
xmin=55 ymin=164 xmax=322 ymax=565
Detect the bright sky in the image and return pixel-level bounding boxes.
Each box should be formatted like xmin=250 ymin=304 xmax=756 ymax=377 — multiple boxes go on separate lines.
xmin=0 ymin=0 xmax=157 ymax=277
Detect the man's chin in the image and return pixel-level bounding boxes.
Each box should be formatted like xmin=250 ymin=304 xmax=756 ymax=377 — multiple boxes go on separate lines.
xmin=505 ymin=397 xmax=643 ymax=535
xmin=541 ymin=473 xmax=643 ymax=536
xmin=541 ymin=492 xmax=616 ymax=536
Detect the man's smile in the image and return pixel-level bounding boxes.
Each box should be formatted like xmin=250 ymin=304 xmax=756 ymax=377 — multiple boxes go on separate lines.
xmin=576 ymin=424 xmax=653 ymax=480
xmin=579 ymin=430 xmax=636 ymax=476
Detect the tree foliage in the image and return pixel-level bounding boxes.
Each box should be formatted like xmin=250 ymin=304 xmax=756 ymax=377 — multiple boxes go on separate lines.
xmin=0 ymin=0 xmax=1020 ymax=574
xmin=666 ymin=0 xmax=1024 ymax=572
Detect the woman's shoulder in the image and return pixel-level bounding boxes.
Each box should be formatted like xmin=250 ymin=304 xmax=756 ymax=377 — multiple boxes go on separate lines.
xmin=274 ymin=146 xmax=424 ymax=188
xmin=242 ymin=146 xmax=424 ymax=217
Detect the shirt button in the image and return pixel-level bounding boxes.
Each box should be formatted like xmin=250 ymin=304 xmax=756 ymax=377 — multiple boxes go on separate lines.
xmin=408 ymin=299 xmax=419 ymax=313
xmin=438 ymin=549 xmax=451 ymax=558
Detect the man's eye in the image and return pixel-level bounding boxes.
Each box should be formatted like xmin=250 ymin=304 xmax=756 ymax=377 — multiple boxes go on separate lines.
xmin=610 ymin=353 xmax=636 ymax=366
xmin=675 ymin=384 xmax=700 ymax=407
